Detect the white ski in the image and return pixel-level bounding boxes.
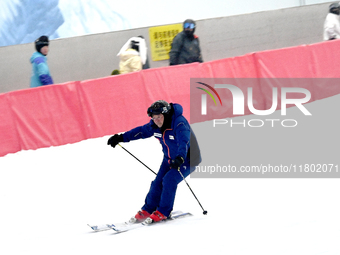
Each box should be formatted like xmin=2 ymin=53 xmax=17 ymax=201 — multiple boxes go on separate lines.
xmin=88 ymin=211 xmax=192 ymax=233
xmin=111 ymin=211 xmax=192 ymax=234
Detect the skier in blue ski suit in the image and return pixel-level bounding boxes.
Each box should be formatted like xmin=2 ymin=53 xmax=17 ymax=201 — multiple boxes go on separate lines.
xmin=107 ymin=100 xmax=201 ymax=222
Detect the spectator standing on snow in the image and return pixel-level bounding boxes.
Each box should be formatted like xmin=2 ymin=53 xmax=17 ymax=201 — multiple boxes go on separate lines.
xmin=323 ymin=3 xmax=340 ymax=40
xmin=30 ymin=36 xmax=54 ymax=88
xmin=107 ymin=100 xmax=201 ymax=224
xmin=117 ymin=36 xmax=148 ymax=74
xmin=169 ymin=19 xmax=203 ymax=65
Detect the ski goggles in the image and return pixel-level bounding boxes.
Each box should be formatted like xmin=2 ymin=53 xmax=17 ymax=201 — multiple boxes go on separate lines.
xmin=147 ymin=107 xmax=163 ymax=117
xmin=147 ymin=106 xmax=170 ymax=117
xmin=35 ymin=41 xmax=49 ymax=46
xmin=183 ymin=23 xmax=195 ymax=29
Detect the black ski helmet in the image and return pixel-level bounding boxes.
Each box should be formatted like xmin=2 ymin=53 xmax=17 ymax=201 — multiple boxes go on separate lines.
xmin=147 ymin=100 xmax=171 ymax=117
xmin=35 ymin=36 xmax=49 ymax=53
xmin=130 ymin=40 xmax=140 ymax=52
xmin=183 ymin=19 xmax=196 ymax=36
xmin=329 ymin=3 xmax=340 ymax=14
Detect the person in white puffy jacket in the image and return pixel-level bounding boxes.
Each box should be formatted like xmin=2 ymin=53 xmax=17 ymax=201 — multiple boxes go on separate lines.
xmin=323 ymin=3 xmax=340 ymax=40
xmin=117 ymin=37 xmax=147 ymax=74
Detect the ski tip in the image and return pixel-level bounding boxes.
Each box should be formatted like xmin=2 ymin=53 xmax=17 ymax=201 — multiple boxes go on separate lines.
xmin=87 ymin=224 xmax=98 ymax=231
xmin=171 ymin=210 xmax=183 ymax=215
xmin=106 ymin=224 xmax=115 ymax=229
xmin=170 ymin=212 xmax=193 ymax=220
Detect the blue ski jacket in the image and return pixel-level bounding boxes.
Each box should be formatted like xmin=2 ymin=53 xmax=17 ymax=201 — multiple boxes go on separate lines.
xmin=30 ymin=52 xmax=53 ymax=88
xmin=122 ymin=103 xmax=201 ymax=166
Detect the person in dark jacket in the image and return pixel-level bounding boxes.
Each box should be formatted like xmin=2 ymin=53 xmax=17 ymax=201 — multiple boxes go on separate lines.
xmin=169 ymin=19 xmax=203 ymax=65
xmin=107 ymin=100 xmax=201 ymax=223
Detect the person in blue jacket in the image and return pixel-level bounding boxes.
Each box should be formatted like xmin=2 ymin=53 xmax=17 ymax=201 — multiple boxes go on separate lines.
xmin=107 ymin=100 xmax=201 ymax=223
xmin=30 ymin=36 xmax=54 ymax=88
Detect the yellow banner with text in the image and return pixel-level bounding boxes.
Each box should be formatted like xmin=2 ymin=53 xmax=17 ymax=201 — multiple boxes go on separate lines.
xmin=149 ymin=24 xmax=182 ymax=61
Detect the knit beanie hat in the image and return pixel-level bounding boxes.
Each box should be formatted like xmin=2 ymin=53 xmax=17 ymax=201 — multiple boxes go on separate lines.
xmin=35 ymin=36 xmax=49 ymax=53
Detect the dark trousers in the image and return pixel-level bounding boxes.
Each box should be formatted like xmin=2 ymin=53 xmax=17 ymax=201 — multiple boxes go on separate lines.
xmin=142 ymin=158 xmax=195 ymax=217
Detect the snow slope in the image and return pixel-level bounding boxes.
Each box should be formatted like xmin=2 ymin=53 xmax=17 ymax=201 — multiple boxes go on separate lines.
xmin=0 ymin=0 xmax=63 ymax=47
xmin=1 ymin=95 xmax=340 ymax=255
xmin=0 ymin=0 xmax=130 ymax=47
xmin=56 ymin=0 xmax=130 ymax=39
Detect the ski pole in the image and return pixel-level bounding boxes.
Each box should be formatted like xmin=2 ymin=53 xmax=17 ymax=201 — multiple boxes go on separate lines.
xmin=118 ymin=143 xmax=208 ymax=215
xmin=177 ymin=168 xmax=208 ymax=215
xmin=118 ymin=144 xmax=157 ymax=175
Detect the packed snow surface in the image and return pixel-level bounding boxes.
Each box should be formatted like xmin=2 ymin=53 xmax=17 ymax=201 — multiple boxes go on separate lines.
xmin=1 ymin=131 xmax=339 ymax=255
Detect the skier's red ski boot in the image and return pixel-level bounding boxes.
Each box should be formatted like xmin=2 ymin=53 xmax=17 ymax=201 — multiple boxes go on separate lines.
xmin=129 ymin=210 xmax=151 ymax=223
xmin=144 ymin=210 xmax=167 ymax=224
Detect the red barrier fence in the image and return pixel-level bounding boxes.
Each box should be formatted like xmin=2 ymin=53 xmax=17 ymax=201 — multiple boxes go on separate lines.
xmin=1 ymin=39 xmax=340 ymax=157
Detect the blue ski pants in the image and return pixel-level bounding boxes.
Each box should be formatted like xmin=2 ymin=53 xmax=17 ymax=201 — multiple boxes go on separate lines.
xmin=142 ymin=158 xmax=196 ymax=217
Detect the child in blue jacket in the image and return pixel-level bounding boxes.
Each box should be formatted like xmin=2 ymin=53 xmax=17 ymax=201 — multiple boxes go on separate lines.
xmin=30 ymin=36 xmax=53 ymax=88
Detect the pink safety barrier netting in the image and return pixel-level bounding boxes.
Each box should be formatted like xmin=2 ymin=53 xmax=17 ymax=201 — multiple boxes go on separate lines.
xmin=1 ymin=40 xmax=340 ymax=157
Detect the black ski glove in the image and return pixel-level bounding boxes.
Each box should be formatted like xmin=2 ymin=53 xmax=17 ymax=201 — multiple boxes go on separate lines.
xmin=170 ymin=156 xmax=184 ymax=170
xmin=107 ymin=134 xmax=124 ymax=148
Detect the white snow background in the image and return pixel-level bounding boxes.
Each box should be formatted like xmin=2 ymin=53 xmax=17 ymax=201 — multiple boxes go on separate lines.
xmin=1 ymin=95 xmax=340 ymax=255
